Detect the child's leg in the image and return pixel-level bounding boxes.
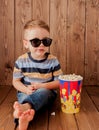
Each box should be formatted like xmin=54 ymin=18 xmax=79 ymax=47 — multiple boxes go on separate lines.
xmin=13 ymin=101 xmax=32 ymax=118
xmin=13 ymin=102 xmax=35 ymax=130
xmin=28 ymin=88 xmax=57 ymax=111
xmin=16 ymin=88 xmax=57 ymax=113
xmin=18 ymin=109 xmax=35 ymax=130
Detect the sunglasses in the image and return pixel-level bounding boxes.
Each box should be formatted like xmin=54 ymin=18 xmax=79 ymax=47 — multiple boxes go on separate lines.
xmin=30 ymin=38 xmax=52 ymax=47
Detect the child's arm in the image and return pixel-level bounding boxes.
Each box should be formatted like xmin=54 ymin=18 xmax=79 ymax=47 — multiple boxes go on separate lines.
xmin=43 ymin=80 xmax=60 ymax=89
xmin=12 ymin=78 xmax=35 ymax=95
xmin=31 ymin=80 xmax=60 ymax=90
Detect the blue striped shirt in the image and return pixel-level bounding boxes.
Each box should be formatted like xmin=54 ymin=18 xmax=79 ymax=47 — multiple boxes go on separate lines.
xmin=13 ymin=52 xmax=63 ymax=85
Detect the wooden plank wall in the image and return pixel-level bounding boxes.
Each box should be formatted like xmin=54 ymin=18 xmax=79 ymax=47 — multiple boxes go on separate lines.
xmin=0 ymin=0 xmax=14 ymax=85
xmin=0 ymin=0 xmax=99 ymax=86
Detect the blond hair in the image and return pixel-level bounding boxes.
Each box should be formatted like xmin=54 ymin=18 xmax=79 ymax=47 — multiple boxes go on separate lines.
xmin=23 ymin=19 xmax=50 ymax=39
xmin=24 ymin=19 xmax=50 ymax=32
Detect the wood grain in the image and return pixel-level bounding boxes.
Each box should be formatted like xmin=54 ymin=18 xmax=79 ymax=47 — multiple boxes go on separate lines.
xmin=0 ymin=0 xmax=99 ymax=85
xmin=0 ymin=0 xmax=14 ymax=85
xmin=15 ymin=0 xmax=32 ymax=59
xmin=50 ymin=0 xmax=67 ymax=73
xmin=85 ymin=0 xmax=99 ymax=85
xmin=0 ymin=86 xmax=99 ymax=130
xmin=32 ymin=0 xmax=49 ymax=25
xmin=66 ymin=0 xmax=85 ymax=76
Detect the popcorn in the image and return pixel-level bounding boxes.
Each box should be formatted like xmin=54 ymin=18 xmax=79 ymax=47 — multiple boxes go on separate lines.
xmin=59 ymin=74 xmax=83 ymax=114
xmin=59 ymin=74 xmax=83 ymax=81
xmin=51 ymin=112 xmax=55 ymax=116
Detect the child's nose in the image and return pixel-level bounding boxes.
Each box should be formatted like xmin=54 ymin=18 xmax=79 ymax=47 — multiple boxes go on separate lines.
xmin=40 ymin=41 xmax=44 ymax=46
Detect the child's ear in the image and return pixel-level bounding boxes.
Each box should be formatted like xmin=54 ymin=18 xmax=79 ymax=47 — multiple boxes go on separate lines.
xmin=23 ymin=40 xmax=29 ymax=49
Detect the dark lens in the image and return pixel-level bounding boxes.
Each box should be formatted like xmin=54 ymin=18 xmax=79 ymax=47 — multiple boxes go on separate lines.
xmin=42 ymin=38 xmax=52 ymax=46
xmin=30 ymin=38 xmax=41 ymax=47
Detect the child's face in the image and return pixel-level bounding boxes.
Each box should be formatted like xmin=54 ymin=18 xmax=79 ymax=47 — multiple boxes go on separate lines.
xmin=24 ymin=27 xmax=50 ymax=60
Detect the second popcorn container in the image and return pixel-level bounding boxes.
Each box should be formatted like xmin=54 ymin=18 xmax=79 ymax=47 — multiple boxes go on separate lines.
xmin=59 ymin=74 xmax=83 ymax=114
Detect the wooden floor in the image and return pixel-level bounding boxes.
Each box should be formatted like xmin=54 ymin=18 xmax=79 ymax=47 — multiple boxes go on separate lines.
xmin=0 ymin=85 xmax=99 ymax=130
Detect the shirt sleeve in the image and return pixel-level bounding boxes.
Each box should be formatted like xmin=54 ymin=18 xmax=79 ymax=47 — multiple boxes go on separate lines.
xmin=52 ymin=58 xmax=63 ymax=80
xmin=13 ymin=60 xmax=24 ymax=79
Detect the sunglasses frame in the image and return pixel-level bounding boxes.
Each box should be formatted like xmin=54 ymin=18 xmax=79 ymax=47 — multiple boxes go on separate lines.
xmin=30 ymin=38 xmax=52 ymax=47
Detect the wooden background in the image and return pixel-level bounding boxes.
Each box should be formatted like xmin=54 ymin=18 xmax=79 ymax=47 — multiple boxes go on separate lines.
xmin=0 ymin=0 xmax=99 ymax=86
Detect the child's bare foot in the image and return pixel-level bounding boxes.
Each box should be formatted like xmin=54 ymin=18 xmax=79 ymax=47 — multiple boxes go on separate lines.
xmin=13 ymin=101 xmax=32 ymax=118
xmin=19 ymin=109 xmax=35 ymax=130
xmin=13 ymin=101 xmax=23 ymax=118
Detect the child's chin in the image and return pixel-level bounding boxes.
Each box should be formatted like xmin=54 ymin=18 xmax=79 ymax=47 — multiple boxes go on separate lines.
xmin=36 ymin=51 xmax=45 ymax=55
xmin=36 ymin=52 xmax=45 ymax=57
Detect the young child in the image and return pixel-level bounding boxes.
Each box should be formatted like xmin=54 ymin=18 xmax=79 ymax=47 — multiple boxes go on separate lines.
xmin=13 ymin=19 xmax=63 ymax=130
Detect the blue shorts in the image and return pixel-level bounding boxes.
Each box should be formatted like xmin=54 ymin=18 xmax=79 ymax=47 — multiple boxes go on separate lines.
xmin=17 ymin=88 xmax=57 ymax=112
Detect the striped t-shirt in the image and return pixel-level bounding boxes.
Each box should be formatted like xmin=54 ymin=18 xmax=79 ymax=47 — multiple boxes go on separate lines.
xmin=13 ymin=52 xmax=63 ymax=85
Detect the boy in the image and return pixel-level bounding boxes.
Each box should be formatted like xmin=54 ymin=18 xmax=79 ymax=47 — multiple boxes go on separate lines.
xmin=13 ymin=19 xmax=63 ymax=130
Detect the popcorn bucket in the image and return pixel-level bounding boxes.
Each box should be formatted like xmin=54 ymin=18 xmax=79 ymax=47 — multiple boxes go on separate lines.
xmin=59 ymin=74 xmax=83 ymax=114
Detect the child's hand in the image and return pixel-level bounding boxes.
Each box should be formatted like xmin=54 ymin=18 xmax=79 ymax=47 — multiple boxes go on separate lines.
xmin=31 ymin=82 xmax=43 ymax=89
xmin=26 ymin=85 xmax=36 ymax=95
